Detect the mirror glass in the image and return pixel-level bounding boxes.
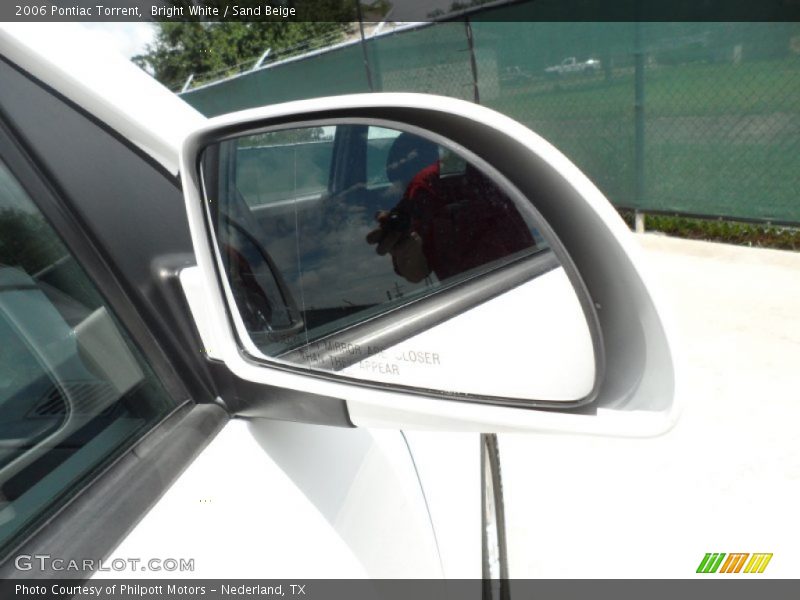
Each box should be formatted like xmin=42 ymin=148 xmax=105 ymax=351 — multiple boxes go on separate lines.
xmin=201 ymin=122 xmax=596 ymax=403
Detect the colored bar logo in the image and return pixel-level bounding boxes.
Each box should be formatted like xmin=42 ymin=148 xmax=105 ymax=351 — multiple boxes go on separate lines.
xmin=696 ymin=553 xmax=772 ymax=574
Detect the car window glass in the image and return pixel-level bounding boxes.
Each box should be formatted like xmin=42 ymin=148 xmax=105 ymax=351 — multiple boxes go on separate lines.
xmin=366 ymin=126 xmax=401 ymax=187
xmin=235 ymin=126 xmax=335 ymax=209
xmin=216 ymin=124 xmax=548 ymax=358
xmin=0 ymin=160 xmax=177 ymax=554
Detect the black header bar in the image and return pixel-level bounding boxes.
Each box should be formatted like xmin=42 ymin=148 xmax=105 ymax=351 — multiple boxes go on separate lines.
xmin=3 ymin=0 xmax=800 ymax=23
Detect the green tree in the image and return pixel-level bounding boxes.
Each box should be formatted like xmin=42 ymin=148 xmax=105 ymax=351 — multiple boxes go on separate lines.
xmin=134 ymin=1 xmax=354 ymax=90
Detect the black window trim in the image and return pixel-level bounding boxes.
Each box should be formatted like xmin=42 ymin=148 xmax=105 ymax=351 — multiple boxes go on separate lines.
xmin=0 ymin=55 xmax=207 ymax=406
xmin=0 ymin=403 xmax=228 ymax=579
xmin=0 ymin=57 xmax=228 ymax=570
xmin=0 ymin=108 xmax=191 ymax=407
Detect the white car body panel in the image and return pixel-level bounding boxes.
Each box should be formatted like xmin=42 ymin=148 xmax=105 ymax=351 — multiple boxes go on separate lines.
xmin=96 ymin=421 xmax=369 ymax=579
xmin=100 ymin=420 xmax=455 ymax=578
xmin=401 ymin=431 xmax=482 ymax=578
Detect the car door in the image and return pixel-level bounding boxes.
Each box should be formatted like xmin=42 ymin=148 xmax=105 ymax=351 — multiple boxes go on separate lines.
xmin=0 ymin=38 xmax=456 ymax=581
xmin=0 ymin=25 xmax=679 ymax=583
xmin=0 ymin=50 xmax=234 ymax=579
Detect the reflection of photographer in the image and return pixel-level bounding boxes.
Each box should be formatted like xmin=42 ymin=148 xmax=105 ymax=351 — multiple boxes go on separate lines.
xmin=367 ymin=132 xmax=536 ymax=283
xmin=366 ymin=133 xmax=438 ymax=283
xmin=366 ymin=208 xmax=429 ymax=283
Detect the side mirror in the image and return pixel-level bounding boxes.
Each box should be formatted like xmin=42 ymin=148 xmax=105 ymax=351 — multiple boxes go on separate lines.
xmin=180 ymin=93 xmax=679 ymax=435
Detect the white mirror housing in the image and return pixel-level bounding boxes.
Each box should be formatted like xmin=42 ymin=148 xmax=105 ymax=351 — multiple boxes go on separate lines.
xmin=179 ymin=93 xmax=680 ymax=436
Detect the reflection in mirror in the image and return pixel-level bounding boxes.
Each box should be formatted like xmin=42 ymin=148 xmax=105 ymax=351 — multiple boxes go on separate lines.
xmin=202 ymin=122 xmax=596 ymax=403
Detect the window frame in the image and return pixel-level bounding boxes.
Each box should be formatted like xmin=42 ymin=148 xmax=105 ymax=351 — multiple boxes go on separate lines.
xmin=0 ymin=88 xmax=190 ymax=415
xmin=0 ymin=58 xmax=224 ymax=571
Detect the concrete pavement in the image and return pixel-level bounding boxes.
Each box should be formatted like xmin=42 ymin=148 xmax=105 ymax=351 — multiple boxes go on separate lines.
xmin=500 ymin=233 xmax=800 ymax=577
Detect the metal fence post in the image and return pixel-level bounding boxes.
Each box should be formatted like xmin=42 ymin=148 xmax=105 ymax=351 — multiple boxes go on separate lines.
xmin=634 ymin=19 xmax=645 ymax=231
xmin=356 ymin=2 xmax=375 ymax=92
xmin=465 ymin=17 xmax=481 ymax=104
xmin=634 ymin=211 xmax=646 ymax=233
xmin=251 ymin=48 xmax=272 ymax=71
xmin=180 ymin=73 xmax=194 ymax=93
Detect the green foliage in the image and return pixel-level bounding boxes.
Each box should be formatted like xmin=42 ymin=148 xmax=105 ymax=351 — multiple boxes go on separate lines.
xmin=133 ymin=3 xmax=352 ymax=90
xmin=237 ymin=126 xmax=331 ymax=148
xmin=618 ymin=209 xmax=800 ymax=251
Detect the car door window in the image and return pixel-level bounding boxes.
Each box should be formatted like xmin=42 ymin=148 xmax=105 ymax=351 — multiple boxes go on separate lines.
xmin=214 ymin=123 xmax=548 ymax=357
xmin=0 ymin=160 xmax=177 ymax=554
xmin=235 ymin=126 xmax=336 ymax=209
xmin=366 ymin=126 xmax=402 ymax=188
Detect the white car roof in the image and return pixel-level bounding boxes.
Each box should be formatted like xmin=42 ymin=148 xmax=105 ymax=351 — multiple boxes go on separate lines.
xmin=0 ymin=23 xmax=205 ymax=175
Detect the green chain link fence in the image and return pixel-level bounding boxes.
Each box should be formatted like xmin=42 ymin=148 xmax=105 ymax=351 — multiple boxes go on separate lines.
xmin=181 ymin=7 xmax=800 ymax=224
